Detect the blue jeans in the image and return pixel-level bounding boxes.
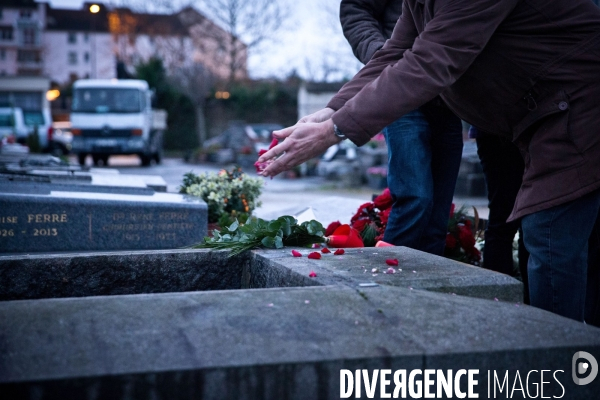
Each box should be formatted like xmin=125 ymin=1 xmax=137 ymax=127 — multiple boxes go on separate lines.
xmin=383 ymin=107 xmax=463 ymax=255
xmin=522 ymin=188 xmax=600 ymax=324
xmin=475 ymin=133 xmax=530 ymax=303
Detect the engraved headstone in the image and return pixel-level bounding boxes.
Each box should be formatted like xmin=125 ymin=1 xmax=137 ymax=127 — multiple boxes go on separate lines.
xmin=0 ymin=188 xmax=207 ymax=253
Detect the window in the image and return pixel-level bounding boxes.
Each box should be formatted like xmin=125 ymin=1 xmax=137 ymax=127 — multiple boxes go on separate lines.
xmin=23 ymin=111 xmax=45 ymax=127
xmin=68 ymin=32 xmax=77 ymax=44
xmin=84 ymin=52 xmax=89 ymax=63
xmin=0 ymin=49 xmax=5 ymax=60
xmin=17 ymin=50 xmax=40 ymax=63
xmin=0 ymin=26 xmax=13 ymax=41
xmin=22 ymin=28 xmax=36 ymax=45
xmin=0 ymin=113 xmax=14 ymax=127
xmin=72 ymin=88 xmax=144 ymax=113
xmin=68 ymin=51 xmax=77 ymax=65
xmin=19 ymin=10 xmax=32 ymax=19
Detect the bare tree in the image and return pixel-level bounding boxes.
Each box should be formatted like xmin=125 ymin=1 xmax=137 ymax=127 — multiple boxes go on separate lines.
xmin=310 ymin=0 xmax=362 ymax=82
xmin=169 ymin=63 xmax=214 ymax=146
xmin=195 ymin=0 xmax=289 ymax=85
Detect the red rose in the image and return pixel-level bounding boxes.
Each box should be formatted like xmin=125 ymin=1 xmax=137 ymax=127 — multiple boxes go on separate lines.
xmin=379 ymin=208 xmax=391 ymax=226
xmin=373 ymin=188 xmax=393 ymax=210
xmin=258 ymin=149 xmax=268 ymax=157
xmin=351 ymin=203 xmax=374 ymax=223
xmin=352 ymin=219 xmax=370 ymax=232
xmin=446 ymin=233 xmax=457 ymax=248
xmin=325 ymin=221 xmax=342 ymax=236
xmin=458 ymin=225 xmax=476 ymax=249
xmin=268 ymin=138 xmax=278 ymax=149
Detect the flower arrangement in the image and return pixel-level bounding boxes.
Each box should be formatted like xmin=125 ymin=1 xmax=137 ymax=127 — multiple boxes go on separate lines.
xmin=326 ymin=188 xmax=392 ymax=247
xmin=444 ymin=204 xmax=482 ymax=265
xmin=180 ymin=167 xmax=263 ymax=225
xmin=196 ymin=216 xmax=325 ymax=257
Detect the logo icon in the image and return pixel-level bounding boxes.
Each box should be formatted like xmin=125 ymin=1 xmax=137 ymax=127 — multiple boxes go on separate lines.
xmin=572 ymin=351 xmax=598 ymax=385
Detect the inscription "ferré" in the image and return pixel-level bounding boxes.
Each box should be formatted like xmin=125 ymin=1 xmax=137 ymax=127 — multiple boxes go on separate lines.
xmin=27 ymin=214 xmax=68 ymax=223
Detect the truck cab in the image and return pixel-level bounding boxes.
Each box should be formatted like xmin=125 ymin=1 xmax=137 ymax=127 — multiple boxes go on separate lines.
xmin=70 ymin=79 xmax=166 ymax=166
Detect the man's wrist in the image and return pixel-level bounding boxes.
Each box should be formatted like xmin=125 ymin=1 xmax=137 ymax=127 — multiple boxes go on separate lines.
xmin=333 ymin=124 xmax=347 ymax=140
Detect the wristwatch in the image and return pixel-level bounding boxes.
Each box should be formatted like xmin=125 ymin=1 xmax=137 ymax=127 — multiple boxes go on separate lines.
xmin=333 ymin=124 xmax=347 ymax=140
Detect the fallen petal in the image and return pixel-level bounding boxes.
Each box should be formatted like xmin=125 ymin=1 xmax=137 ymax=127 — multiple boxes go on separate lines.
xmin=312 ymin=243 xmax=321 ymax=249
xmin=334 ymin=249 xmax=345 ymax=255
xmin=291 ymin=250 xmax=302 ymax=257
xmin=308 ymin=252 xmax=322 ymax=260
xmin=309 ymin=271 xmax=317 ymax=277
xmin=321 ymin=248 xmax=331 ymax=254
xmin=385 ymin=268 xmax=395 ymax=274
xmin=371 ymin=268 xmax=379 ymax=273
xmin=385 ymin=259 xmax=399 ymax=267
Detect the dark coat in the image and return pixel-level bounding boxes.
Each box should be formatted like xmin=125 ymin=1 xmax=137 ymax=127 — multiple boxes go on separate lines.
xmin=328 ymin=0 xmax=600 ymax=220
xmin=340 ymin=0 xmax=403 ymax=64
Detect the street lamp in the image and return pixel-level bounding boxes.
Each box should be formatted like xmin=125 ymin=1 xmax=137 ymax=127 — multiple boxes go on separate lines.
xmin=89 ymin=4 xmax=100 ymax=13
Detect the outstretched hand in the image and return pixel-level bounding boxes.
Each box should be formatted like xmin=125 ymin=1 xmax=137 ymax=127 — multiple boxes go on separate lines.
xmin=258 ymin=118 xmax=342 ymax=178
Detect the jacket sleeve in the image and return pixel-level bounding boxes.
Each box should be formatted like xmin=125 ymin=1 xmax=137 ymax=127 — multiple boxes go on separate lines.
xmin=329 ymin=0 xmax=520 ymax=146
xmin=340 ymin=0 xmax=393 ymax=64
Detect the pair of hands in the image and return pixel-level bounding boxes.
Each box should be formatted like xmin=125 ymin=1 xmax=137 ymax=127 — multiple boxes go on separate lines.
xmin=258 ymin=108 xmax=342 ymax=178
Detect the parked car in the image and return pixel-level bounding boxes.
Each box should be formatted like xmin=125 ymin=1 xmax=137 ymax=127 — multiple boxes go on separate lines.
xmin=203 ymin=123 xmax=283 ymax=163
xmin=0 ymin=107 xmax=28 ymax=140
xmin=49 ymin=121 xmax=73 ymax=156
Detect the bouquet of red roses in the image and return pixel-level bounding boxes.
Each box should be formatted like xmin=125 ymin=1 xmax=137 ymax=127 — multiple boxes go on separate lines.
xmin=444 ymin=204 xmax=481 ymax=265
xmin=326 ymin=188 xmax=393 ymax=247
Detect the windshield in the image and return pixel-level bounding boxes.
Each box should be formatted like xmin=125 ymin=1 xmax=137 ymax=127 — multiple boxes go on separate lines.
xmin=0 ymin=114 xmax=14 ymax=127
xmin=23 ymin=111 xmax=44 ymax=126
xmin=72 ymin=88 xmax=143 ymax=113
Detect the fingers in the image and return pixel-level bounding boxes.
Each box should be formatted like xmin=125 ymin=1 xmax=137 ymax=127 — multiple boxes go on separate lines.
xmin=272 ymin=124 xmax=296 ymax=140
xmin=257 ymin=139 xmax=291 ymax=163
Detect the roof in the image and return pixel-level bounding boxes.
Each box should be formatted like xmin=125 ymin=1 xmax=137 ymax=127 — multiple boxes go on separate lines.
xmin=4 ymin=0 xmax=37 ymax=8
xmin=73 ymin=79 xmax=149 ymax=90
xmin=46 ymin=4 xmax=110 ymax=32
xmin=110 ymin=8 xmax=188 ymax=36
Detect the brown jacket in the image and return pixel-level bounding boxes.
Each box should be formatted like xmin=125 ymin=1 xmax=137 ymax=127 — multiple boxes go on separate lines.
xmin=328 ymin=0 xmax=600 ymax=220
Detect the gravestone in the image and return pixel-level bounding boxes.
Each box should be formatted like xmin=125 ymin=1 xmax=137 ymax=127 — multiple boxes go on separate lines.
xmin=0 ymin=189 xmax=207 ymax=253
xmin=0 ymin=248 xmax=599 ymax=399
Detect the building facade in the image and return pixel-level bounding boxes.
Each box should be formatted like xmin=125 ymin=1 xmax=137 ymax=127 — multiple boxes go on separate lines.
xmin=44 ymin=4 xmax=116 ymax=83
xmin=0 ymin=1 xmax=45 ymax=77
xmin=0 ymin=1 xmax=247 ymax=86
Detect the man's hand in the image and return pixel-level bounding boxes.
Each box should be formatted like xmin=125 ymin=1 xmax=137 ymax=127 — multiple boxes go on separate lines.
xmin=297 ymin=107 xmax=335 ymax=124
xmin=258 ymin=119 xmax=342 ymax=177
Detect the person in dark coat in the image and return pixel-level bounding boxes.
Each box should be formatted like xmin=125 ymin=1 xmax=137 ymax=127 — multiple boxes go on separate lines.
xmin=339 ymin=0 xmax=463 ymax=256
xmin=260 ymin=0 xmax=600 ymax=325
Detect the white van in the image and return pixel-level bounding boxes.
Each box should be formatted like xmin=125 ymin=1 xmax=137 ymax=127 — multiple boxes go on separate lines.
xmin=0 ymin=107 xmax=29 ymax=139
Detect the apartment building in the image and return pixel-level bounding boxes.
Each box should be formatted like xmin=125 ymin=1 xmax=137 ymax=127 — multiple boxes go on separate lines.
xmin=0 ymin=1 xmax=247 ymax=85
xmin=0 ymin=1 xmax=45 ymax=77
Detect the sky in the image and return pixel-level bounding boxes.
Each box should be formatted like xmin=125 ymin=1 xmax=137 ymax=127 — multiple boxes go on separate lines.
xmin=42 ymin=0 xmax=362 ymax=81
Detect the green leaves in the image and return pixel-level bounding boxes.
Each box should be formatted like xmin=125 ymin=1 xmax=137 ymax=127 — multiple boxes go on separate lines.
xmin=195 ymin=216 xmax=325 ymax=256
